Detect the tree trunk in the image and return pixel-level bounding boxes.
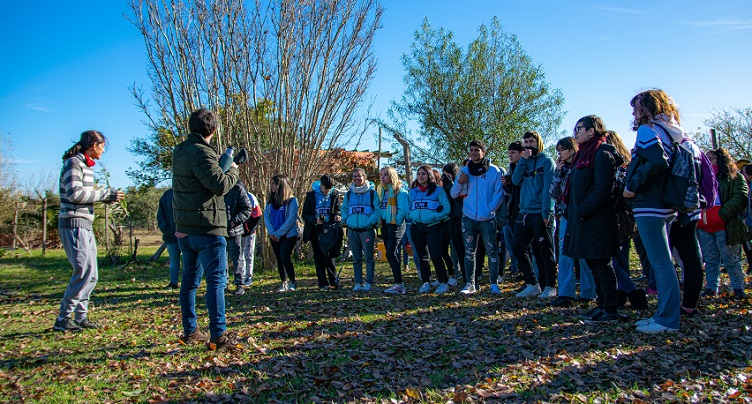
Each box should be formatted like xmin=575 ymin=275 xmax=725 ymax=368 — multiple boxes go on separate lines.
xmin=42 ymin=195 xmax=47 ymax=256
xmin=392 ymin=132 xmax=413 ymax=184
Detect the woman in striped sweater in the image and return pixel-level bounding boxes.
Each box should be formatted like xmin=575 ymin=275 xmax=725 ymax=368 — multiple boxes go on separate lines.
xmin=53 ymin=131 xmax=124 ymax=332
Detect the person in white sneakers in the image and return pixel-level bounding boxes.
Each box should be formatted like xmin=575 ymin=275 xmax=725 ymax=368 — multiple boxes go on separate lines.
xmin=451 ymin=140 xmax=505 ymax=295
xmin=341 ymin=168 xmax=381 ymax=291
xmin=379 ymin=167 xmax=410 ymax=295
xmin=511 ymin=130 xmax=557 ymax=299
xmin=409 ymin=165 xmax=452 ymax=294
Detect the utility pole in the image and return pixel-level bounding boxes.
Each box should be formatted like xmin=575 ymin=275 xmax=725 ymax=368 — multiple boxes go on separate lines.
xmin=710 ymin=128 xmax=718 ymax=149
xmin=377 ymin=127 xmax=382 ymax=168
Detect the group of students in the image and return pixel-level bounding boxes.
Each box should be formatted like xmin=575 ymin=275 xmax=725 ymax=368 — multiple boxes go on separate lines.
xmin=290 ymin=88 xmax=751 ymax=336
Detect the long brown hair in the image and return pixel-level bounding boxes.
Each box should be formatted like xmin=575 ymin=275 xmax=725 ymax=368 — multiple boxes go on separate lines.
xmin=711 ymin=148 xmax=737 ymax=179
xmin=416 ymin=165 xmax=438 ymax=195
xmin=268 ymin=174 xmax=293 ymax=206
xmin=605 ymin=130 xmax=631 ymax=165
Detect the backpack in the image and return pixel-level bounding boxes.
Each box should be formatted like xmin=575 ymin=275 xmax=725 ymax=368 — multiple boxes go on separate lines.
xmin=696 ymin=144 xmax=719 ymax=209
xmin=659 ymin=126 xmax=700 ymax=213
xmin=318 ymin=222 xmax=344 ymax=258
xmin=345 ymin=188 xmax=376 ymax=208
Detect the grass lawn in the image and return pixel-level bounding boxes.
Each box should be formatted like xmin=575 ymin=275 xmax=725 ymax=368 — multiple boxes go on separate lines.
xmin=0 ymin=242 xmax=751 ymax=403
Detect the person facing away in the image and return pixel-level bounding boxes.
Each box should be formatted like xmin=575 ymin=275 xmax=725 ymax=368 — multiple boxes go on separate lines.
xmin=53 ymin=130 xmax=125 ymax=332
xmin=511 ymin=130 xmax=557 ymax=299
xmin=341 ymin=167 xmax=380 ymax=291
xmin=172 ymin=108 xmax=239 ymax=350
xmin=224 ymin=180 xmax=252 ymax=294
xmin=157 ymin=188 xmax=181 ymax=290
xmin=302 ymin=174 xmax=343 ymax=290
xmin=450 ymin=139 xmax=505 ymax=295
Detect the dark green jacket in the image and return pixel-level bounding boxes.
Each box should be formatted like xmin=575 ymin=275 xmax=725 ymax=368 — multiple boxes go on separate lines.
xmin=172 ymin=133 xmax=239 ymax=236
xmin=718 ymin=171 xmax=751 ymax=246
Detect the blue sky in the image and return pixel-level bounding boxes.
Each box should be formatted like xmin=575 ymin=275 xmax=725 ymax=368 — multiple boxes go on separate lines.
xmin=2 ymin=1 xmax=751 ymax=190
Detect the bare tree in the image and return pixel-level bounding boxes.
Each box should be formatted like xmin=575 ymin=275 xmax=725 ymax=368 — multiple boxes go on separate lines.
xmin=693 ymin=107 xmax=752 ymax=160
xmin=128 ymin=0 xmax=382 ymax=268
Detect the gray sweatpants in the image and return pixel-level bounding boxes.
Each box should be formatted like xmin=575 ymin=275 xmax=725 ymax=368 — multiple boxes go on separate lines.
xmin=57 ymin=227 xmax=99 ymax=322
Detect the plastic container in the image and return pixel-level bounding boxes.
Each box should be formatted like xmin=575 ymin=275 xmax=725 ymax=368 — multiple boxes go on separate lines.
xmin=219 ymin=146 xmax=234 ymax=172
xmin=375 ymin=241 xmax=388 ymax=261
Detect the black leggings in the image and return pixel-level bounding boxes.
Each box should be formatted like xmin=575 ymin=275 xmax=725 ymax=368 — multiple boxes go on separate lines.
xmin=669 ymin=220 xmax=703 ymax=309
xmin=382 ymin=223 xmax=406 ymax=284
xmin=511 ymin=214 xmax=557 ymax=288
xmin=587 ymin=258 xmax=618 ymax=314
xmin=271 ymin=236 xmax=297 ymax=283
xmin=311 ymin=235 xmax=337 ymax=287
xmin=411 ymin=221 xmax=450 ymax=283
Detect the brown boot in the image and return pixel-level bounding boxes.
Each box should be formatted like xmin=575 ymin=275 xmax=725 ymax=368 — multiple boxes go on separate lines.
xmin=179 ymin=329 xmax=208 ymax=344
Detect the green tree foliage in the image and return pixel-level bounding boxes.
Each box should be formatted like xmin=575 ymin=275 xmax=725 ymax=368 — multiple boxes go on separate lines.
xmin=384 ymin=17 xmax=565 ymax=166
xmin=122 ymin=185 xmax=165 ymax=231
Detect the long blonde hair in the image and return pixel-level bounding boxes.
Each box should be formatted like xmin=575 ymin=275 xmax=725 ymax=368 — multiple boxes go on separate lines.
xmin=381 ymin=166 xmax=401 ymax=193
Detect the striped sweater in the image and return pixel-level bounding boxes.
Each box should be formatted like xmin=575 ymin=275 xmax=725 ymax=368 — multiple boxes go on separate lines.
xmin=58 ymin=153 xmax=117 ymax=229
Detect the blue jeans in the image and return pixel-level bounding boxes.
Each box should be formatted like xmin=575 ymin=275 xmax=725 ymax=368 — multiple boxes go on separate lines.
xmin=462 ymin=217 xmax=500 ymax=287
xmin=635 ymin=216 xmax=680 ymax=329
xmin=557 ymin=217 xmax=596 ymax=299
xmin=502 ymin=222 xmax=518 ymax=273
xmin=612 ymin=239 xmax=636 ymax=293
xmin=166 ymin=242 xmax=182 ymax=285
xmin=348 ymin=228 xmax=376 ymax=285
xmin=696 ymin=229 xmax=745 ymax=292
xmin=178 ymin=234 xmax=227 ymax=339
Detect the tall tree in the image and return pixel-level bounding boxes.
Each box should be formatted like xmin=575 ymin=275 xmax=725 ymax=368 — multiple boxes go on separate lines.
xmin=128 ymin=0 xmax=382 ymax=200
xmin=382 ymin=17 xmax=564 ymax=167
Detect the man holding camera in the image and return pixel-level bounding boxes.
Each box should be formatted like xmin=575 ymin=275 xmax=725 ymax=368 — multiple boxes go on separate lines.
xmin=172 ymin=108 xmax=239 ymax=350
xmin=511 ymin=130 xmax=557 ymax=299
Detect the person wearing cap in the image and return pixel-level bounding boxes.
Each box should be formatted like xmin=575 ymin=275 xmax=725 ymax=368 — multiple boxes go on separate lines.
xmin=451 ymin=140 xmax=505 ymax=295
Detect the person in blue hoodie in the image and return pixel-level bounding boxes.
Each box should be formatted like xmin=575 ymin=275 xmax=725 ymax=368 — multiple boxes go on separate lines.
xmin=302 ymin=175 xmax=342 ymax=290
xmin=410 ymin=165 xmax=452 ymax=294
xmin=341 ymin=168 xmax=381 ymax=291
xmin=264 ymin=174 xmax=300 ymax=292
xmin=512 ymin=130 xmax=557 ymax=299
xmin=451 ymin=140 xmax=505 ymax=295
xmin=379 ymin=166 xmax=410 ymax=294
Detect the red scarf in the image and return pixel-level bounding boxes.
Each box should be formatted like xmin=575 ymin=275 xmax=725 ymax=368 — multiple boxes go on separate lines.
xmin=84 ymin=154 xmax=96 ymax=167
xmin=562 ymin=135 xmax=606 ymax=203
xmin=417 ymin=184 xmax=428 ymax=192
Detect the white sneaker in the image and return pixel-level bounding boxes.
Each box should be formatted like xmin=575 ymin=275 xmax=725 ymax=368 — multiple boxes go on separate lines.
xmin=361 ymin=283 xmax=372 ymax=292
xmin=352 ymin=283 xmax=363 ymax=291
xmin=516 ymin=284 xmax=542 ymax=298
xmin=538 ymin=286 xmax=557 ymax=299
xmin=636 ymin=322 xmax=679 ymax=334
xmin=635 ymin=318 xmax=655 ymax=327
xmin=490 ymin=284 xmax=501 ymax=294
xmin=459 ymin=283 xmax=477 ymax=295
xmin=435 ymin=283 xmax=450 ymax=294
xmin=276 ymin=282 xmax=288 ymax=293
xmin=384 ymin=284 xmax=406 ymax=295
xmin=288 ymin=282 xmax=297 ymax=291
xmin=448 ymin=277 xmax=458 ymax=287
xmin=418 ymin=282 xmax=431 ymax=293
xmin=431 ymin=280 xmax=440 ymax=287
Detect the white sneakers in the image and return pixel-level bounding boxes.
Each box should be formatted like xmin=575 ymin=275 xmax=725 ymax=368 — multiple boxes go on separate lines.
xmin=447 ymin=277 xmax=458 ymax=287
xmin=384 ymin=284 xmax=406 ymax=295
xmin=277 ymin=282 xmax=289 ymax=292
xmin=635 ymin=318 xmax=679 ymax=334
xmin=538 ymin=286 xmax=557 ymax=299
xmin=490 ymin=284 xmax=501 ymax=294
xmin=435 ymin=283 xmax=450 ymax=294
xmin=418 ymin=282 xmax=431 ymax=293
xmin=459 ymin=283 xmax=477 ymax=295
xmin=516 ymin=284 xmax=542 ymax=298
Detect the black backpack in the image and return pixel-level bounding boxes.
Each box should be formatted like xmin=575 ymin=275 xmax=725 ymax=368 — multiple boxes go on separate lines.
xmin=318 ymin=222 xmax=344 ymax=259
xmin=659 ymin=127 xmax=700 ymax=213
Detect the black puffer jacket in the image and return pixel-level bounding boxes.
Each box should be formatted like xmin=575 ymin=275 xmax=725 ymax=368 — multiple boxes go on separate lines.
xmin=563 ymin=143 xmax=623 ymax=260
xmin=224 ymin=181 xmax=252 ymax=237
xmin=172 ymin=133 xmax=239 ymax=236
